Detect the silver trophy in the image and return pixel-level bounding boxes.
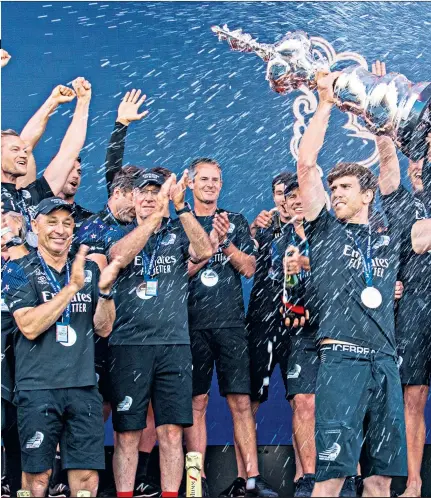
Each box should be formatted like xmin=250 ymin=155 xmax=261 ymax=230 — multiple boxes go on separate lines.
xmin=211 ymin=24 xmax=431 ymax=160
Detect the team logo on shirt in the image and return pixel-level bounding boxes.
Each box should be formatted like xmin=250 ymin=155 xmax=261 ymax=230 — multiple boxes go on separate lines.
xmin=228 ymin=222 xmax=235 ymax=234
xmin=21 ymin=190 xmax=31 ymax=200
xmin=134 ymin=255 xmax=178 ymax=276
xmin=372 ymin=235 xmax=390 ymax=250
xmin=26 ymin=431 xmax=44 ymax=449
xmin=161 ymin=233 xmax=176 ymax=246
xmin=1 ymin=190 xmax=12 ymax=198
xmin=342 ymin=245 xmax=389 ymax=278
xmin=318 ymin=442 xmax=341 ymax=461
xmin=42 ymin=291 xmax=92 ymax=313
xmin=37 ymin=275 xmax=49 ymax=285
xmin=84 ymin=270 xmax=93 ymax=283
xmin=117 ymin=396 xmax=133 ymax=411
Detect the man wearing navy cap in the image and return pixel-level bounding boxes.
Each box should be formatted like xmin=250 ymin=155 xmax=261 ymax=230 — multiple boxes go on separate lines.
xmin=2 ymin=197 xmax=122 ymax=497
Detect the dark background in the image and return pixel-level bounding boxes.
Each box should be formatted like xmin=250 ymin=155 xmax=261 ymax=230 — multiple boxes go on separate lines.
xmin=2 ymin=1 xmax=430 ymax=445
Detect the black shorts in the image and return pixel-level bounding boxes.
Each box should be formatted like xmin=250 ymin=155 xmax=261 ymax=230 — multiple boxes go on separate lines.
xmin=109 ymin=344 xmax=193 ymax=432
xmin=396 ymin=293 xmax=431 ymax=386
xmin=315 ymin=345 xmax=407 ymax=481
xmin=16 ymin=386 xmax=105 ymax=474
xmin=247 ymin=321 xmax=290 ymax=403
xmin=95 ymin=337 xmax=111 ymax=402
xmin=286 ymin=336 xmax=319 ymax=399
xmin=190 ymin=327 xmax=251 ymax=397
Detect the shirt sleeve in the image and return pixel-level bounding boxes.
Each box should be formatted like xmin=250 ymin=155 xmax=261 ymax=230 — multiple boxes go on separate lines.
xmin=86 ymin=261 xmax=101 ymax=312
xmin=29 ymin=176 xmax=54 ymax=205
xmin=75 ymin=217 xmax=109 ymax=254
xmin=2 ymin=261 xmax=39 ymax=314
xmin=303 ymin=207 xmax=333 ymax=246
xmin=381 ymin=185 xmax=415 ymax=230
xmin=105 ymin=121 xmax=128 ymax=196
xmin=422 ymin=157 xmax=431 ymax=212
xmin=105 ymin=225 xmax=128 ymax=262
xmin=233 ymin=214 xmax=257 ymax=256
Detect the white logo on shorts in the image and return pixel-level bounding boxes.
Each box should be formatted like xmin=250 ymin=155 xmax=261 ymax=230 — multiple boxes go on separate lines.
xmin=319 ymin=442 xmax=341 ymax=461
xmin=287 ymin=364 xmax=301 ymax=379
xmin=26 ymin=431 xmax=44 ymax=449
xmin=117 ymin=396 xmax=133 ymax=412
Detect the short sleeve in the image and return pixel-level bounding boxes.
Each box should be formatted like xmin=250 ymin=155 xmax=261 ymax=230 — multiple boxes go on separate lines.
xmin=76 ymin=217 xmax=110 ymax=254
xmin=86 ymin=261 xmax=101 ymax=311
xmin=381 ymin=185 xmax=415 ymax=231
xmin=2 ymin=261 xmax=39 ymax=314
xmin=28 ymin=176 xmax=54 ymax=205
xmin=233 ymin=214 xmax=256 ymax=256
xmin=105 ymin=225 xmax=128 ymax=262
xmin=303 ymin=207 xmax=333 ymax=246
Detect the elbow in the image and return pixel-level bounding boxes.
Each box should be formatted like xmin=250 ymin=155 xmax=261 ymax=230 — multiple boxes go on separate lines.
xmin=297 ymin=158 xmax=316 ymax=173
xmin=200 ymin=248 xmax=214 ymax=261
xmin=20 ymin=325 xmax=38 ymax=341
xmin=95 ymin=323 xmax=113 ymax=338
xmin=412 ymin=237 xmax=425 ymax=255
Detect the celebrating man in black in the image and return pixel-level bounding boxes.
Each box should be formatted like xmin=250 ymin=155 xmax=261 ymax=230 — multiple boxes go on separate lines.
xmin=376 ymin=59 xmax=431 ymax=497
xmin=245 ymin=173 xmax=318 ymax=498
xmin=184 ymin=158 xmax=277 ymax=498
xmin=2 ymin=197 xmax=121 ymax=497
xmin=1 ymin=77 xmax=92 ymax=246
xmin=296 ymin=72 xmax=406 ymax=497
xmin=108 ymin=170 xmax=212 ymax=497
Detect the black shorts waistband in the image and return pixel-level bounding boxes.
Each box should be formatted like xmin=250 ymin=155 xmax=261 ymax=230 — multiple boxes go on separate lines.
xmin=320 ymin=343 xmax=376 ymax=356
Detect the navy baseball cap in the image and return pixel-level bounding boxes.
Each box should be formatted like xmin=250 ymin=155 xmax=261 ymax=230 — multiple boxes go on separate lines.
xmin=134 ymin=171 xmax=165 ymax=189
xmin=32 ymin=197 xmax=74 ymax=218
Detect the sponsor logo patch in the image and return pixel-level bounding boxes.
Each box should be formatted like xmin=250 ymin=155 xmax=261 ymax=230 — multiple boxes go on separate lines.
xmin=319 ymin=442 xmax=341 ymax=462
xmin=26 ymin=431 xmax=44 ymax=449
xmin=117 ymin=396 xmax=133 ymax=412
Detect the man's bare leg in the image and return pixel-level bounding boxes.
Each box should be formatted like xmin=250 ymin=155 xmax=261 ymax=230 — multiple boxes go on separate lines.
xmin=184 ymin=394 xmax=209 ymax=478
xmin=227 ymin=394 xmax=259 ymax=477
xmin=312 ymin=477 xmax=345 ymax=497
xmin=68 ymin=469 xmax=99 ymax=497
xmin=290 ymin=394 xmax=316 ymax=476
xmin=22 ymin=470 xmax=52 ymax=497
xmin=362 ymin=475 xmax=391 ymax=497
xmin=113 ymin=430 xmax=141 ymax=492
xmin=157 ymin=424 xmax=184 ymax=493
xmin=292 ymin=435 xmax=304 ymax=482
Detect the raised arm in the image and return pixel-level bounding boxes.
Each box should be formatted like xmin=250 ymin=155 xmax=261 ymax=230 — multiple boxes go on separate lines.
xmin=43 ymin=77 xmax=92 ymax=195
xmin=17 ymin=85 xmax=76 ymax=189
xmin=371 ymin=61 xmax=401 ymax=195
xmin=105 ymin=89 xmax=149 ymax=194
xmin=297 ymin=72 xmax=339 ymax=221
xmin=411 ymin=219 xmax=431 ymax=254
xmin=170 ymin=171 xmax=213 ymax=262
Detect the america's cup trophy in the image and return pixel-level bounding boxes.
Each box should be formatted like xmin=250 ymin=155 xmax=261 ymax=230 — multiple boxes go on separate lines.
xmin=211 ymin=25 xmax=431 ymax=160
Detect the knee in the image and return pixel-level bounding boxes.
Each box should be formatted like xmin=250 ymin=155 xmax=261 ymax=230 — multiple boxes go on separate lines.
xmin=192 ymin=394 xmax=208 ymax=415
xmin=116 ymin=430 xmax=141 ymax=451
xmin=292 ymin=394 xmax=315 ymax=419
xmin=364 ymin=475 xmax=391 ymax=494
xmin=79 ymin=470 xmax=99 ymax=491
xmin=404 ymin=386 xmax=428 ymax=414
xmin=26 ymin=470 xmax=51 ymax=494
xmin=157 ymin=424 xmax=183 ymax=448
xmin=227 ymin=394 xmax=251 ymax=416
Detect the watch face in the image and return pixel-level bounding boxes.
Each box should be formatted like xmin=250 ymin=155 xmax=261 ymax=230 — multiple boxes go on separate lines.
xmin=6 ymin=237 xmax=23 ymax=248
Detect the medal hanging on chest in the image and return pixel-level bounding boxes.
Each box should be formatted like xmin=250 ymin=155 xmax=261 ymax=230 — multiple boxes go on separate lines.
xmin=201 ymin=268 xmax=219 ymax=287
xmin=346 ymin=226 xmax=382 ymax=309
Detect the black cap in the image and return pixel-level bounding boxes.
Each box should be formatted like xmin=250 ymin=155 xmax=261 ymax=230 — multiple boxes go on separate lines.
xmin=134 ymin=171 xmax=165 ymax=189
xmin=32 ymin=197 xmax=74 ymax=219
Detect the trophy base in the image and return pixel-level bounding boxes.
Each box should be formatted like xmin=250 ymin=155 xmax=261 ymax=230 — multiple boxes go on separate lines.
xmin=398 ymin=82 xmax=431 ymax=161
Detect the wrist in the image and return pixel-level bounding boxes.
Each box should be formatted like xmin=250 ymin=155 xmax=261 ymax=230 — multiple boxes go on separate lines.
xmin=175 ymin=202 xmax=192 ymax=216
xmin=317 ymin=100 xmax=334 ymax=112
xmin=220 ymin=238 xmax=232 ymax=250
xmin=66 ymin=282 xmax=80 ymax=294
xmin=98 ymin=287 xmax=115 ymax=300
xmin=116 ymin=117 xmax=130 ymax=127
xmin=45 ymin=96 xmax=60 ymax=113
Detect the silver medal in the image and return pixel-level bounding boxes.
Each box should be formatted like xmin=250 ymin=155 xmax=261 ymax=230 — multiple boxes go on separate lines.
xmin=361 ymin=286 xmax=382 ymax=309
xmin=136 ymin=282 xmax=153 ymax=300
xmin=201 ymin=269 xmax=219 ymax=287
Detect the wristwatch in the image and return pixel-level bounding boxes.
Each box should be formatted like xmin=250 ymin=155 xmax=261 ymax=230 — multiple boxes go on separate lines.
xmin=220 ymin=238 xmax=232 ymax=250
xmin=4 ymin=236 xmax=23 ymax=249
xmin=175 ymin=202 xmax=192 ymax=216
xmin=98 ymin=288 xmax=115 ymax=300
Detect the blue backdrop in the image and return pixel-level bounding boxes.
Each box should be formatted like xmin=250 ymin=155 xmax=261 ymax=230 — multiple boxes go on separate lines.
xmin=2 ymin=1 xmax=430 ymax=445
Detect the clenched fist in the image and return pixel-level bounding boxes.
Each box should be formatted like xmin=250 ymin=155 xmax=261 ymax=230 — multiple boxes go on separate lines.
xmin=72 ymin=77 xmax=92 ymax=103
xmin=1 ymin=49 xmax=11 ymax=68
xmin=50 ymin=84 xmax=76 ymax=105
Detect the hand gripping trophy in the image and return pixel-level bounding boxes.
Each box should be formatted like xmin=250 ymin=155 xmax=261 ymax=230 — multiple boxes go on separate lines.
xmin=211 ymin=25 xmax=431 ymax=160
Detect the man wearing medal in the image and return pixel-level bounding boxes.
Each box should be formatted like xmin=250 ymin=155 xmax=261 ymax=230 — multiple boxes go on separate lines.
xmin=108 ymin=169 xmax=212 ymax=498
xmin=184 ymin=158 xmax=278 ymax=498
xmin=376 ymin=60 xmax=431 ymax=498
xmin=296 ymin=71 xmax=407 ymax=497
xmin=2 ymin=197 xmax=122 ymax=497
xmin=1 ymin=76 xmax=93 ymax=248
xmin=243 ymin=172 xmax=318 ymax=498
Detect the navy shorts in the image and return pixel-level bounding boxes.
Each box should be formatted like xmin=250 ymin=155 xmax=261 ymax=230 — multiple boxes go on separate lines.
xmin=315 ymin=344 xmax=407 ymax=481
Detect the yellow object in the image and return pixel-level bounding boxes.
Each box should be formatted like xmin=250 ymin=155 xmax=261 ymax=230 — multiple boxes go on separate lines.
xmin=17 ymin=491 xmax=31 ymax=497
xmin=185 ymin=451 xmax=203 ymax=497
xmin=77 ymin=491 xmax=91 ymax=497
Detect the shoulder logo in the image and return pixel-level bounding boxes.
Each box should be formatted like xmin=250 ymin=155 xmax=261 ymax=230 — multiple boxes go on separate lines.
xmin=26 ymin=431 xmax=44 ymax=449
xmin=287 ymin=364 xmax=302 ymax=379
xmin=117 ymin=396 xmax=133 ymax=412
xmin=37 ymin=275 xmax=48 ymax=285
xmin=228 ymin=222 xmax=235 ymax=234
xmin=161 ymin=233 xmax=176 ymax=246
xmin=318 ymin=442 xmax=341 ymax=461
xmin=84 ymin=270 xmax=93 ymax=283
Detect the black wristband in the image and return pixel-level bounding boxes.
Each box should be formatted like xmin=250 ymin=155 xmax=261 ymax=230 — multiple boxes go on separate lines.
xmin=175 ymin=202 xmax=192 ymax=216
xmin=98 ymin=289 xmax=115 ymax=300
